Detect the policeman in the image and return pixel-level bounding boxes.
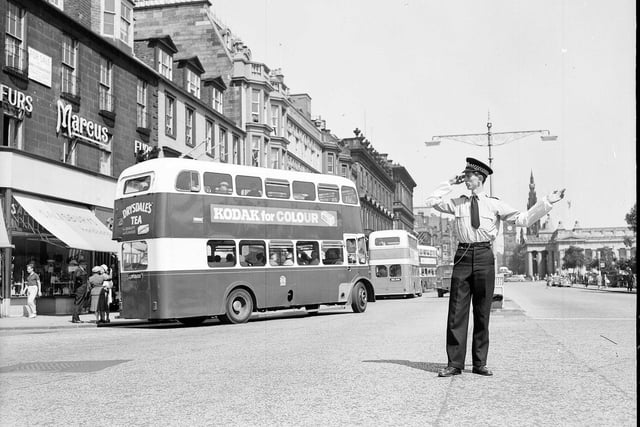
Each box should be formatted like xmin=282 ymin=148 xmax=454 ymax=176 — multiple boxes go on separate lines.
xmin=425 ymin=158 xmax=565 ymax=377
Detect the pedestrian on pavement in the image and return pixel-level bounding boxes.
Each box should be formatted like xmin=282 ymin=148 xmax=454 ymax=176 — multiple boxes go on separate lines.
xmin=71 ymin=261 xmax=89 ymax=323
xmin=89 ymin=266 xmax=105 ymax=322
xmin=596 ymin=272 xmax=602 ymax=290
xmin=96 ymin=264 xmax=113 ymax=324
xmin=23 ymin=264 xmax=41 ymax=318
xmin=425 ymin=157 xmax=565 ymax=377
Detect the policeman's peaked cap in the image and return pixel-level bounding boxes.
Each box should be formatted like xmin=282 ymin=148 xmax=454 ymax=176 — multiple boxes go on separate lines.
xmin=463 ymin=157 xmax=493 ymax=178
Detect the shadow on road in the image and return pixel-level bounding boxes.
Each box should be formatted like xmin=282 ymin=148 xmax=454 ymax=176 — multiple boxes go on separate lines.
xmin=362 ymin=359 xmax=447 ymax=373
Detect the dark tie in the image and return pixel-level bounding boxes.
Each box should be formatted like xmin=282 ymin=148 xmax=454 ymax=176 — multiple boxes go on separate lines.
xmin=471 ymin=195 xmax=480 ymax=229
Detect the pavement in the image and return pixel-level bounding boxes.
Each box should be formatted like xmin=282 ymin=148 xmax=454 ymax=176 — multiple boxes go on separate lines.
xmin=0 ymin=284 xmax=633 ymax=331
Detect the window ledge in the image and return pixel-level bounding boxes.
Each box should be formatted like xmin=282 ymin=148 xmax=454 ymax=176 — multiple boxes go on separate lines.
xmin=61 ymin=92 xmax=81 ymax=106
xmin=136 ymin=127 xmax=151 ymax=137
xmin=3 ymin=66 xmax=28 ymax=82
xmin=99 ymin=110 xmax=116 ymax=121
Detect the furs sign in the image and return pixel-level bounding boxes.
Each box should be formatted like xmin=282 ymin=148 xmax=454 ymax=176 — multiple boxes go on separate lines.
xmin=56 ymin=100 xmax=110 ymax=145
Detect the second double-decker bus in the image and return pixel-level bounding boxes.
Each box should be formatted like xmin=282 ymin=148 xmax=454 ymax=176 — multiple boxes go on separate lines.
xmin=112 ymin=158 xmax=374 ymax=325
xmin=368 ymin=230 xmax=421 ymax=297
xmin=418 ymin=245 xmax=438 ymax=292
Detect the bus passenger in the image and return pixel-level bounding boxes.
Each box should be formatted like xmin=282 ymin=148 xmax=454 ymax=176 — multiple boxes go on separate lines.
xmin=269 ymin=252 xmax=280 ymax=266
xmin=309 ymin=251 xmax=320 ymax=265
xmin=216 ymin=181 xmax=231 ymax=194
xmin=283 ymin=251 xmax=294 ymax=265
xmin=226 ymin=254 xmax=235 ymax=265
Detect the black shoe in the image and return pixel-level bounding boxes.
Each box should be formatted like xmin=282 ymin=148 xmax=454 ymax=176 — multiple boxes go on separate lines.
xmin=472 ymin=366 xmax=493 ymax=376
xmin=71 ymin=320 xmax=80 ymax=323
xmin=438 ymin=366 xmax=462 ymax=377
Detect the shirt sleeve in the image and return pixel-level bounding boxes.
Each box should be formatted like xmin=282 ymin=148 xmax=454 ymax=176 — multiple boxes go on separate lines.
xmin=424 ymin=181 xmax=455 ymax=215
xmin=495 ymin=196 xmax=553 ymax=227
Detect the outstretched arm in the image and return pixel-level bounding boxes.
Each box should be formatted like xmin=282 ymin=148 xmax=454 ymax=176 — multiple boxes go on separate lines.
xmin=497 ymin=188 xmax=566 ymax=227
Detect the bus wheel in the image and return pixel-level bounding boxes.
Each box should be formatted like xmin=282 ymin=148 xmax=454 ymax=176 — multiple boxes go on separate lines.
xmin=350 ymin=282 xmax=367 ymax=313
xmin=177 ymin=316 xmax=207 ymax=326
xmin=224 ymin=288 xmax=254 ymax=324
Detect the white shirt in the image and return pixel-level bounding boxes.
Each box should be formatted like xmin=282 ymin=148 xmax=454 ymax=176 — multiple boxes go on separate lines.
xmin=425 ymin=181 xmax=553 ymax=244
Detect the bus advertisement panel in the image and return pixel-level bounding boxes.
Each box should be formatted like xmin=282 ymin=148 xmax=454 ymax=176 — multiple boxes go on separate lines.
xmin=368 ymin=230 xmax=421 ymax=297
xmin=113 ymin=159 xmax=374 ymax=325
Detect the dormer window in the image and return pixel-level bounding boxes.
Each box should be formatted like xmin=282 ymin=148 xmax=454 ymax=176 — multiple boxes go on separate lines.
xmin=212 ymin=87 xmax=223 ymax=113
xmin=102 ymin=0 xmax=133 ymax=46
xmin=158 ymin=48 xmax=172 ymax=80
xmin=186 ymin=68 xmax=200 ymax=98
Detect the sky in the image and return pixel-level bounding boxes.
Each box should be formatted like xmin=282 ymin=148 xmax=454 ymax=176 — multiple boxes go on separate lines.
xmin=213 ymin=0 xmax=636 ymax=229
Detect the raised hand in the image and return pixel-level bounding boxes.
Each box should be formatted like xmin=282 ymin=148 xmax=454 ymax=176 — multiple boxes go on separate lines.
xmin=548 ymin=188 xmax=566 ymax=204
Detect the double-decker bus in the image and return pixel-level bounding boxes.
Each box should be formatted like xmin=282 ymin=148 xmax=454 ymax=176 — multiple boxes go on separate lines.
xmin=112 ymin=158 xmax=374 ymax=325
xmin=368 ymin=230 xmax=421 ymax=297
xmin=418 ymin=245 xmax=438 ymax=292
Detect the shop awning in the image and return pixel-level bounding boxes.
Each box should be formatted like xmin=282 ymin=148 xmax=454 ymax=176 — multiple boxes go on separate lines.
xmin=13 ymin=194 xmax=117 ymax=253
xmin=0 ymin=208 xmax=11 ymax=248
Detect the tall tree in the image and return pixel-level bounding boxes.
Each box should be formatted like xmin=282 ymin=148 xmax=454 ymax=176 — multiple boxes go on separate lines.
xmin=562 ymin=246 xmax=585 ymax=269
xmin=625 ymin=203 xmax=636 ymax=232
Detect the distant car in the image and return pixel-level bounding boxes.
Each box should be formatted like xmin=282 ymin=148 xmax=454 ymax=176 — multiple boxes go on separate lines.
xmin=505 ymin=274 xmax=526 ymax=282
xmin=550 ymin=275 xmax=570 ymax=287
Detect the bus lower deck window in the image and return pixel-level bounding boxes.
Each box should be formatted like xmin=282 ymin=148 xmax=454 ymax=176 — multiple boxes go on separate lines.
xmin=207 ymin=240 xmax=236 ymax=267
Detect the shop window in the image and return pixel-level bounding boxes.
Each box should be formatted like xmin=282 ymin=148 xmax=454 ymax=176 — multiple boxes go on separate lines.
xmin=269 ymin=241 xmax=294 ymax=266
xmin=207 ymin=240 xmax=236 ymax=267
xmin=176 ymin=170 xmax=200 ymax=192
xmin=341 ymin=186 xmax=358 ymax=205
xmin=318 ymin=184 xmax=339 ymax=203
xmin=376 ymin=265 xmax=388 ymax=278
xmin=265 ymin=179 xmax=290 ymax=199
xmin=322 ymin=242 xmax=344 ymax=265
xmin=236 ymin=175 xmax=262 ymax=197
xmin=296 ymin=241 xmax=320 ymax=266
xmin=239 ymin=241 xmax=265 ymax=267
xmin=203 ymin=172 xmax=232 ymax=195
xmin=122 ymin=241 xmax=147 ymax=271
xmin=292 ymin=181 xmax=315 ymax=201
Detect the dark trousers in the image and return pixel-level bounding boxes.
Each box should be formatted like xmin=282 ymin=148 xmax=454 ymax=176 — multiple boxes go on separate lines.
xmin=446 ymin=245 xmax=495 ymax=369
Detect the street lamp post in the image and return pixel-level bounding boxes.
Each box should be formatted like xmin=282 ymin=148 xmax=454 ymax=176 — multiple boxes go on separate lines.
xmin=425 ymin=115 xmax=557 ymax=196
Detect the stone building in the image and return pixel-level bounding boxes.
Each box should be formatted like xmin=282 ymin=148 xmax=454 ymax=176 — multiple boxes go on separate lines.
xmin=0 ymin=0 xmax=157 ymax=316
xmin=524 ymin=217 xmax=636 ymax=278
xmin=391 ymin=164 xmax=416 ymax=233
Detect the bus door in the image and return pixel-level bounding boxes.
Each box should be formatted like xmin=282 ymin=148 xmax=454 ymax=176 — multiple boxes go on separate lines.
xmin=345 ymin=234 xmax=368 ymax=283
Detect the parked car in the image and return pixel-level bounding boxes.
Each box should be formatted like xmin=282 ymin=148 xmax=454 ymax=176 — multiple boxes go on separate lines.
xmin=505 ymin=274 xmax=526 ymax=282
xmin=551 ymin=275 xmax=570 ymax=287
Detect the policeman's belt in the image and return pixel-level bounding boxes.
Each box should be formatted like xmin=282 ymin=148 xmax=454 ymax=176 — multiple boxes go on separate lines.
xmin=458 ymin=242 xmax=492 ymax=249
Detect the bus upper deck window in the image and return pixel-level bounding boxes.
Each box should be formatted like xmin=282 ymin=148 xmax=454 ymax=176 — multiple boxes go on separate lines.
xmin=236 ymin=175 xmax=263 ymax=197
xmin=292 ymin=181 xmax=316 ymax=201
xmin=265 ymin=179 xmax=290 ymax=199
xmin=318 ymin=184 xmax=339 ymax=203
xmin=341 ymin=186 xmax=358 ymax=204
xmin=204 ymin=172 xmax=233 ymax=195
xmin=124 ymin=175 xmax=152 ymax=194
xmin=375 ymin=237 xmax=401 ymax=246
xmin=176 ymin=170 xmax=200 ymax=192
